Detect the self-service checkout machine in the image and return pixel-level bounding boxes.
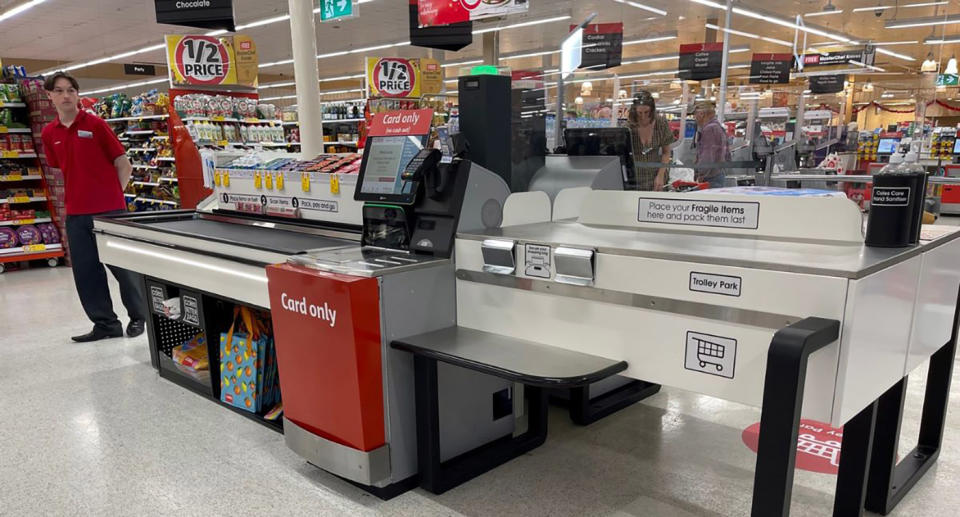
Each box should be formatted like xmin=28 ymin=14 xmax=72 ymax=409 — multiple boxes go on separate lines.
xmin=264 ymin=110 xmax=516 ymax=497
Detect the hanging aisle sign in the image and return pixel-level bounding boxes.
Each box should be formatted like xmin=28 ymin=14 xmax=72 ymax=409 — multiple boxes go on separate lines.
xmin=678 ymin=43 xmax=723 ymax=81
xmin=798 ymin=47 xmax=875 ymax=68
xmin=165 ymin=34 xmax=259 ymax=88
xmin=575 ymin=23 xmax=623 ymax=71
xmin=365 ymin=57 xmax=442 ymax=98
xmin=809 ymin=74 xmax=847 ymax=94
xmin=417 ymin=0 xmax=529 ymax=27
xmin=155 ymin=0 xmax=235 ymax=32
xmin=749 ymin=54 xmax=792 ymax=84
xmin=319 ymin=0 xmax=357 ymax=22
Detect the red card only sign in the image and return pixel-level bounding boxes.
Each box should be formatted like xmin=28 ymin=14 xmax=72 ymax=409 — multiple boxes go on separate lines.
xmin=368 ymin=109 xmax=434 ymax=137
xmin=418 ymin=0 xmax=529 ymax=27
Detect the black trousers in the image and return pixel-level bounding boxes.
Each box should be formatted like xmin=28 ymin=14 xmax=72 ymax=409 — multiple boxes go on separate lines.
xmin=65 ymin=212 xmax=148 ymax=332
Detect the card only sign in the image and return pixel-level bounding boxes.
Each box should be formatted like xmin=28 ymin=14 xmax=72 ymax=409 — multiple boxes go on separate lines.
xmin=575 ymin=23 xmax=623 ymax=71
xmin=749 ymin=53 xmax=791 ymax=84
xmin=678 ymin=43 xmax=723 ymax=81
xmin=155 ymin=0 xmax=235 ymax=32
xmin=809 ymin=74 xmax=846 ymax=94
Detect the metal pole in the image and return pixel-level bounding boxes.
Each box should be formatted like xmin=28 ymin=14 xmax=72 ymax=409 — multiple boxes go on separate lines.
xmin=612 ymin=74 xmax=620 ymax=127
xmin=556 ymin=74 xmax=565 ymax=149
xmin=717 ymin=0 xmax=733 ymax=122
xmin=288 ymin=0 xmax=323 ymax=158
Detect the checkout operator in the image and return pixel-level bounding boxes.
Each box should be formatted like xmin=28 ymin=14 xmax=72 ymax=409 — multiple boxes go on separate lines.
xmin=627 ymin=91 xmax=675 ymax=191
xmin=40 ymin=72 xmax=148 ymax=343
xmin=692 ymin=100 xmax=730 ymax=188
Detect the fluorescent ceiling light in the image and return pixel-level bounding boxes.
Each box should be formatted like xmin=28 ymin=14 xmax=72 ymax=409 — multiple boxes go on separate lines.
xmin=258 ymin=81 xmax=296 ymax=90
xmin=704 ymin=23 xmax=793 ymax=47
xmin=805 ymin=10 xmax=843 ymax=17
xmin=927 ymin=37 xmax=960 ymax=44
xmin=853 ymin=2 xmax=946 ymax=12
xmin=56 ymin=44 xmax=166 ymax=73
xmin=886 ymin=15 xmax=960 ymax=29
xmin=691 ymin=0 xmax=852 ymax=42
xmin=319 ymin=73 xmax=365 ymax=82
xmin=0 ymin=0 xmax=46 ymax=24
xmin=442 ymin=59 xmax=483 ymax=68
xmin=872 ymin=40 xmax=919 ymax=46
xmin=473 ymin=15 xmax=571 ymax=35
xmin=612 ymin=0 xmax=667 ymax=16
xmin=85 ymin=78 xmax=168 ymax=95
xmin=875 ymin=47 xmax=916 ymax=61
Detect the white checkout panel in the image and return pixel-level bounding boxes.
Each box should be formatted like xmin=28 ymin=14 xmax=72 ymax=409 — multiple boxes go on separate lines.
xmin=455 ymin=190 xmax=960 ymax=426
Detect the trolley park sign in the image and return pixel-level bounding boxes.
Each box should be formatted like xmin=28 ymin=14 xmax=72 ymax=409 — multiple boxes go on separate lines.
xmin=165 ymin=34 xmax=259 ymax=88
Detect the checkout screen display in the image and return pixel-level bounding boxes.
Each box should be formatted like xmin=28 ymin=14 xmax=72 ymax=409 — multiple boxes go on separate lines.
xmin=359 ymin=136 xmax=423 ymax=195
xmin=877 ymin=138 xmax=899 ymax=154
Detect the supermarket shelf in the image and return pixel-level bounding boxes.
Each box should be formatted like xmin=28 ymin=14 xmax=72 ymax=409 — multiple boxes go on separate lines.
xmin=105 ymin=114 xmax=169 ymax=122
xmin=0 ymin=102 xmax=27 ymax=108
xmin=126 ymin=130 xmax=156 ymax=135
xmin=153 ymin=135 xmax=170 ymax=140
xmin=0 ymin=196 xmax=47 ymax=204
xmin=324 ymin=118 xmax=365 ymax=123
xmin=282 ymin=121 xmax=299 ymax=126
xmin=0 ymin=217 xmax=52 ymax=226
xmin=156 ymin=157 xmax=176 ymax=162
xmin=0 ymin=175 xmax=42 ymax=182
xmin=0 ymin=243 xmax=63 ymax=257
xmin=324 ymin=141 xmax=359 ymax=146
xmin=159 ymin=177 xmax=178 ymax=183
xmin=133 ymin=197 xmax=178 ymax=206
xmin=260 ymin=142 xmax=293 ymax=147
xmin=132 ymin=165 xmax=159 ymax=170
xmin=127 ymin=147 xmax=157 ymax=152
xmin=0 ymin=127 xmax=31 ymax=134
xmin=0 ymin=152 xmax=38 ymax=159
xmin=182 ymin=116 xmax=282 ymax=125
xmin=132 ymin=181 xmax=160 ymax=187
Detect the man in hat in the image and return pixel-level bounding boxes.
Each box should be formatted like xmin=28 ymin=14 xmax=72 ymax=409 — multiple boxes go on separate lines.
xmin=692 ymin=101 xmax=730 ymax=188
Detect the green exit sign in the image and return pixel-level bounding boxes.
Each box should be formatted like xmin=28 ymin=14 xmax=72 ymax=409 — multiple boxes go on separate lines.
xmin=320 ymin=0 xmax=354 ymax=22
xmin=937 ymin=74 xmax=959 ymax=86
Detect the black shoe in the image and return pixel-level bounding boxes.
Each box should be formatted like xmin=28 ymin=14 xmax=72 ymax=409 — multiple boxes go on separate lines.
xmin=72 ymin=327 xmax=124 ymax=343
xmin=126 ymin=319 xmax=146 ymax=338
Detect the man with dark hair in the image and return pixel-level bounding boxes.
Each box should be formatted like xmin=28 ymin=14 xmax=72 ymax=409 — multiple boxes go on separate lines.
xmin=40 ymin=72 xmax=147 ymax=342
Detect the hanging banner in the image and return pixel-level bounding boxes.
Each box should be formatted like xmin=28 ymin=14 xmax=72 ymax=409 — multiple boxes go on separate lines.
xmin=165 ymin=35 xmax=258 ymax=88
xmin=574 ymin=23 xmax=624 ymax=71
xmin=809 ymin=74 xmax=847 ymax=94
xmin=155 ymin=0 xmax=235 ymax=32
xmin=417 ymin=0 xmax=529 ymax=27
xmin=798 ymin=47 xmax=875 ymax=68
xmin=749 ymin=54 xmax=792 ymax=84
xmin=678 ymin=43 xmax=724 ymax=81
xmin=408 ymin=1 xmax=472 ymax=51
xmin=365 ymin=57 xmax=442 ymax=98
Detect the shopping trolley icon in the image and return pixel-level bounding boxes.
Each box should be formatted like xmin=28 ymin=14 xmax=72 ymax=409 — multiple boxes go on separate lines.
xmin=685 ymin=331 xmax=737 ymax=379
xmin=694 ymin=336 xmax=726 ymax=371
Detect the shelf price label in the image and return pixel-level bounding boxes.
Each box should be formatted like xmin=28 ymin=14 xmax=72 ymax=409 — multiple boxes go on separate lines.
xmin=254 ymin=171 xmax=263 ymax=189
xmin=1 ymin=151 xmax=20 ymax=159
xmin=0 ymin=127 xmax=7 ymax=133
xmin=1 ymin=174 xmax=23 ymax=181
xmin=10 ymin=196 xmax=31 ymax=203
xmin=212 ymin=116 xmax=226 ymax=122
xmin=330 ymin=174 xmax=340 ymax=195
xmin=217 ymin=140 xmax=229 ymax=147
xmin=265 ymin=172 xmax=274 ymax=190
xmin=223 ymin=170 xmax=230 ymax=187
xmin=214 ymin=170 xmax=222 ymax=186
xmin=11 ymin=219 xmax=34 ymax=225
xmin=276 ymin=172 xmax=285 ymax=190
xmin=301 ymin=172 xmax=311 ymax=192
xmin=24 ymin=244 xmax=46 ymax=252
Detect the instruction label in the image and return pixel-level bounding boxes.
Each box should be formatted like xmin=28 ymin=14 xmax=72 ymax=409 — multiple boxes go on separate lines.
xmin=524 ymin=244 xmax=551 ymax=278
xmin=150 ymin=285 xmax=166 ymax=314
xmin=689 ymin=272 xmax=742 ymax=297
xmin=293 ymin=198 xmax=339 ymax=213
xmin=871 ymin=187 xmax=910 ymax=206
xmin=638 ymin=198 xmax=760 ymax=229
xmin=684 ymin=331 xmax=736 ymax=379
xmin=182 ymin=295 xmax=200 ymax=326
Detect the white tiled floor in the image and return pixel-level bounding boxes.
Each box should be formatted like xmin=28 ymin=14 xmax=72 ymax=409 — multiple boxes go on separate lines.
xmin=2 ymin=263 xmax=959 ymax=516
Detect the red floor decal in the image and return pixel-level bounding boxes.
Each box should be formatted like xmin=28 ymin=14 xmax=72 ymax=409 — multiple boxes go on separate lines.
xmin=741 ymin=419 xmax=843 ymax=475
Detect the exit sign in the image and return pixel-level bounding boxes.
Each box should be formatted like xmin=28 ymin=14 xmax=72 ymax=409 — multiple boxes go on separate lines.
xmin=937 ymin=74 xmax=959 ymax=86
xmin=319 ymin=0 xmax=354 ymax=22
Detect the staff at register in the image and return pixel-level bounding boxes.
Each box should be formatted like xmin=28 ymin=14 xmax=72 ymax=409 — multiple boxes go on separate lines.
xmin=627 ymin=91 xmax=675 ymax=191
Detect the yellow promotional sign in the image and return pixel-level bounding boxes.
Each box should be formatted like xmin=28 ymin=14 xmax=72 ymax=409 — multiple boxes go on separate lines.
xmin=165 ymin=34 xmax=258 ymax=88
xmin=420 ymin=58 xmax=443 ymax=96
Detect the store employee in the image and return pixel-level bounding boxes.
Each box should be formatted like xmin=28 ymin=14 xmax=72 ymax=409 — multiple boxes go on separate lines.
xmin=40 ymin=72 xmax=147 ymax=342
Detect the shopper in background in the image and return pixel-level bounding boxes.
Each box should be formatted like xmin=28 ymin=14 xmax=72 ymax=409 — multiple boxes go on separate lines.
xmin=692 ymin=101 xmax=730 ymax=188
xmin=627 ymin=91 xmax=675 ymax=191
xmin=40 ymin=72 xmax=147 ymax=342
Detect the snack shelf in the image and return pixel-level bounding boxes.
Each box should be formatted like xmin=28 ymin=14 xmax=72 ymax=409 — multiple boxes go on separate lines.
xmin=282 ymin=121 xmax=299 ymax=126
xmin=128 ymin=147 xmax=157 ymax=152
xmin=0 ymin=152 xmax=38 ymax=159
xmin=0 ymin=243 xmax=63 ymax=257
xmin=1 ymin=196 xmax=47 ymax=204
xmin=0 ymin=175 xmax=42 ymax=181
xmin=0 ymin=102 xmax=27 ymax=108
xmin=0 ymin=217 xmax=52 ymax=226
xmin=0 ymin=127 xmax=31 ymax=134
xmin=325 ymin=141 xmax=359 ymax=146
xmin=134 ymin=197 xmax=178 ymax=206
xmin=133 ymin=181 xmax=160 ymax=187
xmin=260 ymin=142 xmax=291 ymax=147
xmin=159 ymin=177 xmax=178 ymax=183
xmin=325 ymin=118 xmax=365 ymax=123
xmin=105 ymin=114 xmax=169 ymax=122
xmin=156 ymin=157 xmax=176 ymax=162
xmin=126 ymin=130 xmax=157 ymax=136
xmin=182 ymin=116 xmax=283 ymax=125
xmin=132 ymin=164 xmax=160 ymax=170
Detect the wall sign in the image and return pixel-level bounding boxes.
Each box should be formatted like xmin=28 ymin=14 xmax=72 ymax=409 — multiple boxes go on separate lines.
xmin=749 ymin=53 xmax=791 ymax=84
xmin=689 ymin=272 xmax=742 ymax=297
xmin=809 ymin=73 xmax=846 ymax=94
xmin=165 ymin=34 xmax=258 ymax=88
xmin=155 ymin=0 xmax=235 ymax=32
xmin=124 ymin=64 xmax=157 ymax=76
xmin=678 ymin=43 xmax=723 ymax=81
xmin=417 ymin=0 xmax=529 ymax=27
xmin=574 ymin=23 xmax=623 ymax=71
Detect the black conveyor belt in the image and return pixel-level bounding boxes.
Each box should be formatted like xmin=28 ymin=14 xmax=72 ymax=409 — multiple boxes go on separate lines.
xmin=148 ymin=218 xmax=351 ymax=254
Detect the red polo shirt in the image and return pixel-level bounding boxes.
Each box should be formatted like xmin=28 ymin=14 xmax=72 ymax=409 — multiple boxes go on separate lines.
xmin=41 ymin=110 xmax=127 ymax=215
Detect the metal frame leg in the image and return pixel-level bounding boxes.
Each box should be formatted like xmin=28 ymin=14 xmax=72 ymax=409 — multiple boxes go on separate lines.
xmin=832 ymin=401 xmax=878 ymax=517
xmin=569 ymin=379 xmax=661 ymax=426
xmin=414 ymin=355 xmax=549 ymax=495
xmin=751 ymin=317 xmax=841 ymax=517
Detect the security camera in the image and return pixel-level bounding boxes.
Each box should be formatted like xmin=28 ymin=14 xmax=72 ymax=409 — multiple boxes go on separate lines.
xmin=874 ymin=8 xmax=884 ymax=17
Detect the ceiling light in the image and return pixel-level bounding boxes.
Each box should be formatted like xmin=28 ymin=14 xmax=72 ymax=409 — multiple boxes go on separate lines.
xmin=691 ymin=0 xmax=853 ymax=42
xmin=575 ymin=96 xmax=584 ymax=105
xmin=886 ymin=15 xmax=960 ymax=29
xmin=704 ymin=23 xmax=794 ymax=47
xmin=871 ymin=40 xmax=919 ymax=46
xmin=853 ymin=2 xmax=947 ymax=11
xmin=947 ymin=55 xmax=959 ymax=75
xmin=623 ymin=34 xmax=678 ymax=46
xmin=0 ymin=0 xmax=46 ymax=24
xmin=922 ymin=52 xmax=939 ymax=72
xmin=258 ymin=81 xmax=296 ymax=90
xmin=926 ymin=37 xmax=960 ymax=44
xmin=473 ymin=15 xmax=571 ymax=35
xmin=863 ymin=80 xmax=874 ymax=92
xmin=612 ymin=0 xmax=667 ymax=16
xmin=442 ymin=59 xmax=483 ymax=68
xmin=875 ymin=48 xmax=916 ymax=62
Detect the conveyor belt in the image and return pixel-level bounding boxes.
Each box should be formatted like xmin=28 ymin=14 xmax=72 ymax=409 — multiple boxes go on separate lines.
xmin=147 ymin=218 xmax=351 ymax=254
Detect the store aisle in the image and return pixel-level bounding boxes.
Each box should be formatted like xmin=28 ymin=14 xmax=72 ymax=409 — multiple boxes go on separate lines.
xmin=2 ymin=267 xmax=960 ymax=516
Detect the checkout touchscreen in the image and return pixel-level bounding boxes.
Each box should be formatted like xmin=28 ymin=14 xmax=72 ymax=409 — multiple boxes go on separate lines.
xmin=355 ymin=135 xmax=425 ymax=204
xmin=877 ymin=138 xmax=900 ymax=154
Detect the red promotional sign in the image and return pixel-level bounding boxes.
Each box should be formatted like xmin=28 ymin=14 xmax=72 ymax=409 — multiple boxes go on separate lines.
xmin=417 ymin=0 xmax=528 ymax=27
xmin=368 ymin=108 xmax=434 ymax=137
xmin=173 ymin=35 xmax=231 ymax=86
xmin=742 ymin=419 xmax=844 ymax=474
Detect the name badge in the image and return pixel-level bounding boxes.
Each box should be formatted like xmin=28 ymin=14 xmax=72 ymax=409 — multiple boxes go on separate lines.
xmin=78 ymin=130 xmax=94 ymax=139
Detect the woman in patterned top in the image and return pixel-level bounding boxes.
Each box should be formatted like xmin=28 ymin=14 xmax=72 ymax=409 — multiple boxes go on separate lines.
xmin=627 ymin=91 xmax=676 ymax=191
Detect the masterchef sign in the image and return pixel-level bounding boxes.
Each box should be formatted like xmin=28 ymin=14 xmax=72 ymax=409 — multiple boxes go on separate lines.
xmin=417 ymin=0 xmax=529 ymax=27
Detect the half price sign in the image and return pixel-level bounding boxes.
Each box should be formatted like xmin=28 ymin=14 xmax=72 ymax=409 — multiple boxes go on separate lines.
xmin=165 ymin=34 xmax=259 ymax=87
